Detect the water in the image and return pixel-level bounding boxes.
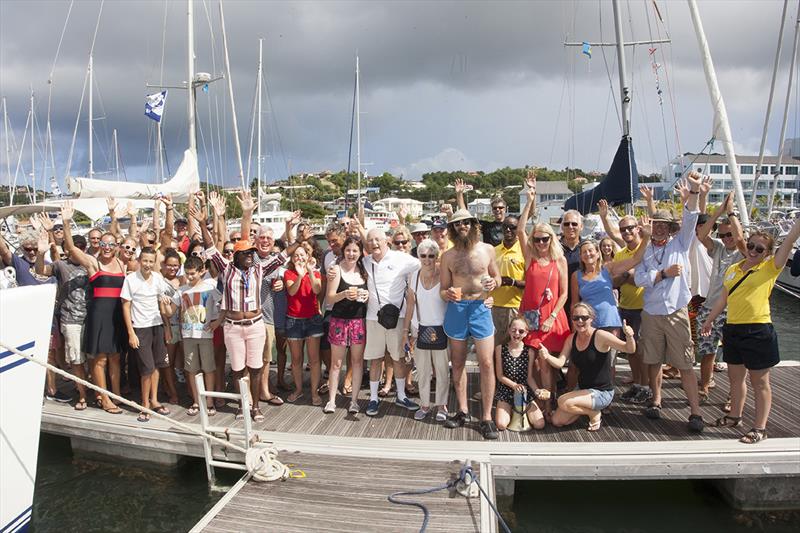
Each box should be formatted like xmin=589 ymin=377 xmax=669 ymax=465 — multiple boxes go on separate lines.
xmin=29 ymin=292 xmax=799 ymax=531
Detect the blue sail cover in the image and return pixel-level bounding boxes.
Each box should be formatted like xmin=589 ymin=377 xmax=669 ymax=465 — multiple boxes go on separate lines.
xmin=564 ymin=136 xmax=639 ymax=215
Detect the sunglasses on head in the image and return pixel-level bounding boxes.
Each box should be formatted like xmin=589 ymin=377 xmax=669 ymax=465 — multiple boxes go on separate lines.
xmin=532 ymin=236 xmax=550 ymax=243
xmin=393 ymin=240 xmax=409 ymax=246
xmin=503 ymin=224 xmax=517 ymax=231
xmin=572 ymin=315 xmax=590 ymax=322
xmin=562 ymin=221 xmax=579 ymax=228
xmin=619 ymin=225 xmax=637 ymax=233
xmin=746 ymin=242 xmax=766 ymax=254
xmin=718 ymin=231 xmax=733 ymax=239
xmin=419 ymin=253 xmax=437 ymax=259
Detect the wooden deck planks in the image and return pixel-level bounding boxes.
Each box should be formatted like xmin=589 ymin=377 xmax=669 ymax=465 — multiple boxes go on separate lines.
xmin=199 ymin=453 xmax=481 ymax=533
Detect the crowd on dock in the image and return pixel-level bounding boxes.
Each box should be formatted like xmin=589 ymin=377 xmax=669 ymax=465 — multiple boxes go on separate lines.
xmin=2 ymin=169 xmax=798 ymax=444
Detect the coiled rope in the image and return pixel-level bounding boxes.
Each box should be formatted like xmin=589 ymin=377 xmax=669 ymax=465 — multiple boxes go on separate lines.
xmin=0 ymin=341 xmax=288 ymax=483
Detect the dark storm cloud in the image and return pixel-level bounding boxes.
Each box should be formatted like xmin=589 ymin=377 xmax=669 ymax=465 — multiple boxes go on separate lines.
xmin=0 ymin=0 xmax=793 ymax=188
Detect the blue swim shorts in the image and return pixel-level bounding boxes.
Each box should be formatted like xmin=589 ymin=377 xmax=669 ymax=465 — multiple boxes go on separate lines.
xmin=443 ymin=300 xmax=495 ymax=341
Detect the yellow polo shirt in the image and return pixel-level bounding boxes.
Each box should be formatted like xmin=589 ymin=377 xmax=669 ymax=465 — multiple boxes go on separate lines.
xmin=492 ymin=240 xmax=525 ymax=308
xmin=724 ymin=258 xmax=782 ymax=324
xmin=614 ymin=242 xmax=644 ymax=310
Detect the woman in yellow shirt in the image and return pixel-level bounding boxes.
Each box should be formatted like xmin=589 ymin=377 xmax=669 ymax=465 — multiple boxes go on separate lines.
xmin=701 ymin=218 xmax=800 ymax=444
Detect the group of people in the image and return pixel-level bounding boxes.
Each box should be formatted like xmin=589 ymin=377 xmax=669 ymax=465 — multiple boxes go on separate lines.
xmin=2 ymin=169 xmax=796 ymax=444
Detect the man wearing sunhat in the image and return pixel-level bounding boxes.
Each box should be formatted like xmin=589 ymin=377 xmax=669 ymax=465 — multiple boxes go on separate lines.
xmin=634 ymin=170 xmax=705 ymax=433
xmin=440 ymin=209 xmax=502 ymax=439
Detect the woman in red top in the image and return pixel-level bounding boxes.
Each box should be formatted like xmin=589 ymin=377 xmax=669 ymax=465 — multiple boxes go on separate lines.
xmin=284 ymin=242 xmax=324 ymax=405
xmin=517 ymin=177 xmax=570 ymax=410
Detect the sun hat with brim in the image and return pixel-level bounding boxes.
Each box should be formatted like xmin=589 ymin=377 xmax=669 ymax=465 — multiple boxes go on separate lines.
xmin=410 ymin=222 xmax=430 ymax=234
xmin=651 ymin=209 xmax=678 ymax=223
xmin=233 ymin=240 xmax=256 ymax=253
xmin=448 ymin=209 xmax=478 ymax=224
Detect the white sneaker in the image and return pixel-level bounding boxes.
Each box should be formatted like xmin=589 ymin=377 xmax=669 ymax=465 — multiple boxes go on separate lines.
xmin=435 ymin=407 xmax=448 ymax=422
xmin=323 ymin=401 xmax=336 ymax=414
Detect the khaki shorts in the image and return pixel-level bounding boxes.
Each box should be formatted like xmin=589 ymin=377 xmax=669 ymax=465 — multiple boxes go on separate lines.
xmin=364 ymin=320 xmax=403 ymax=361
xmin=491 ymin=306 xmax=518 ymax=346
xmin=640 ymin=308 xmax=694 ymax=370
xmin=263 ymin=322 xmax=276 ymax=364
xmin=60 ymin=323 xmax=86 ymax=365
xmin=183 ymin=338 xmax=216 ymax=374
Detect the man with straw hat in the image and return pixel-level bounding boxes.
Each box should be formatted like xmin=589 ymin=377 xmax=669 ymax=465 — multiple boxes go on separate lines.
xmin=634 ymin=170 xmax=705 ymax=433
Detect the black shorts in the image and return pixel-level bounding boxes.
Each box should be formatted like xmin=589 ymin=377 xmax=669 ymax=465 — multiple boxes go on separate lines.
xmin=318 ymin=312 xmax=332 ymax=351
xmin=722 ymin=323 xmax=780 ymax=371
xmin=132 ymin=325 xmax=168 ymax=376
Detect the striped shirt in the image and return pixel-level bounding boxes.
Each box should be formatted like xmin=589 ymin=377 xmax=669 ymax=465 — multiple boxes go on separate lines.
xmin=206 ymin=247 xmax=286 ymax=313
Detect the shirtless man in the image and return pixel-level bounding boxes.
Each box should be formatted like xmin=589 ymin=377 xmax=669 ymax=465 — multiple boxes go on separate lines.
xmin=440 ymin=209 xmax=501 ymax=439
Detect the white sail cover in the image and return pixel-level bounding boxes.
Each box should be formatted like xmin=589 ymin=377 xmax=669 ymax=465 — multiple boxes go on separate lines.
xmin=67 ymin=149 xmax=200 ymax=203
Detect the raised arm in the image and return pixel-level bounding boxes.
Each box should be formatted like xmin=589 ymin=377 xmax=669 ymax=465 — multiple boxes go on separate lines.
xmin=0 ymin=232 xmax=12 ymax=265
xmin=188 ymin=191 xmax=205 ymax=242
xmin=126 ymin=201 xmax=139 ymax=242
xmin=454 ymin=178 xmax=468 ymax=211
xmin=697 ymin=192 xmax=732 ymax=254
xmin=60 ymin=201 xmax=98 ymax=273
xmin=208 ymin=190 xmax=227 ymax=251
xmin=34 ymin=230 xmax=55 ymax=278
xmin=238 ymin=189 xmax=255 ymax=243
xmin=107 ymin=197 xmax=122 ymax=241
xmin=638 ymin=185 xmax=656 ymax=217
xmin=774 ymin=217 xmax=800 ymax=270
xmin=598 ymin=199 xmax=625 ymax=247
xmin=160 ymin=194 xmax=174 ymax=250
xmin=698 ymin=175 xmax=713 ymax=213
xmin=189 ymin=200 xmax=214 ymax=248
xmin=596 ymin=321 xmax=636 ymax=353
xmin=517 ymin=172 xmax=536 ymax=259
xmin=152 ymin=198 xmax=162 ymax=235
xmin=605 ymin=216 xmax=652 ymax=277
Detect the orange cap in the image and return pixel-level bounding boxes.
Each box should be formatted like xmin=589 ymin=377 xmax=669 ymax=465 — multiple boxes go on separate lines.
xmin=233 ymin=239 xmax=256 ymax=253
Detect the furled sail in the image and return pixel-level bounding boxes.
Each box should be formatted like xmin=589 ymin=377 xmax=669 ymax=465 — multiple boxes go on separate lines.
xmin=67 ymin=149 xmax=200 ymax=203
xmin=563 ymin=136 xmax=639 ymax=215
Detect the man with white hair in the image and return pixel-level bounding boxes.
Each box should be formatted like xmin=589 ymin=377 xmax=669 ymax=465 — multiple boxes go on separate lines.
xmin=0 ymin=228 xmax=56 ymax=287
xmin=362 ymin=228 xmax=421 ymax=416
xmin=254 ymin=224 xmax=285 ymax=406
xmin=560 ymin=209 xmax=584 ymax=315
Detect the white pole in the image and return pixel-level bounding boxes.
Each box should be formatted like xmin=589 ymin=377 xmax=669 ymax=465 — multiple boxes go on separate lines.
xmin=219 ymin=0 xmax=245 ymax=191
xmin=30 ymin=89 xmax=36 ymax=201
xmin=611 ymin=0 xmax=631 ymax=137
xmin=187 ymin=0 xmax=197 ymax=154
xmin=355 ymin=55 xmax=361 ymax=205
xmin=687 ymin=0 xmax=750 ymax=227
xmin=257 ymin=37 xmax=263 ymax=213
xmin=113 ymin=128 xmax=119 ymax=181
xmin=767 ymin=0 xmax=800 ymax=216
xmin=750 ymin=0 xmax=790 ymax=215
xmin=2 ymin=97 xmax=12 ymax=206
xmin=88 ymin=54 xmax=93 ymax=180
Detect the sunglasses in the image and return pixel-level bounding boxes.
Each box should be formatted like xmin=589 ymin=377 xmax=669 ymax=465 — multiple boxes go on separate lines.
xmin=121 ymin=244 xmax=136 ymax=252
xmin=223 ymin=249 xmax=234 ymax=255
xmin=231 ymin=237 xmax=242 ymax=242
xmin=492 ymin=205 xmax=506 ymax=211
xmin=393 ymin=240 xmax=409 ymax=246
xmin=53 ymin=226 xmax=64 ymax=231
xmin=532 ymin=236 xmax=551 ymax=243
xmin=452 ymin=220 xmax=473 ymax=227
xmin=572 ymin=315 xmax=590 ymax=322
xmin=22 ymin=247 xmax=37 ymax=253
xmin=619 ymin=225 xmax=637 ymax=233
xmin=746 ymin=242 xmax=766 ymax=254
xmin=419 ymin=253 xmax=437 ymax=259
xmin=562 ymin=221 xmax=579 ymax=228
xmin=99 ymin=242 xmax=117 ymax=249
xmin=510 ymin=328 xmax=527 ymax=334
xmin=718 ymin=232 xmax=733 ymax=239
xmin=503 ymin=224 xmax=517 ymax=231
xmin=191 ymin=251 xmax=203 ymax=257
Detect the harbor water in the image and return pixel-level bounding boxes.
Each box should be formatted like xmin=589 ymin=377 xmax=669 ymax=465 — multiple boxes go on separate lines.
xmin=31 ymin=291 xmax=800 ymax=532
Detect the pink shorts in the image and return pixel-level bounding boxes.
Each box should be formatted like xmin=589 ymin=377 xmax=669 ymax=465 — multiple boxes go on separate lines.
xmin=327 ymin=317 xmax=366 ymax=347
xmin=223 ymin=320 xmax=266 ymax=371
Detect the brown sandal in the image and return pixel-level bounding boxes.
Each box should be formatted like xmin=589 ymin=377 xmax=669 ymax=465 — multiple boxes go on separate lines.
xmin=739 ymin=428 xmax=767 ymax=444
xmin=713 ymin=415 xmax=742 ymax=428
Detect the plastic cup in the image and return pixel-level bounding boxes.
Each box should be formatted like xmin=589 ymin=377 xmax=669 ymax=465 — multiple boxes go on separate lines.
xmin=347 ymin=286 xmax=358 ymax=300
xmin=452 ymin=287 xmax=462 ymax=301
xmin=357 ymin=289 xmax=369 ymax=302
xmin=481 ymin=275 xmax=492 ymax=291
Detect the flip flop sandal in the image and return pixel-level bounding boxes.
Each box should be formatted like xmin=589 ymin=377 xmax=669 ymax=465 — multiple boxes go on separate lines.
xmin=261 ymin=395 xmax=284 ymax=406
xmin=342 ymin=385 xmax=353 ymax=395
xmin=207 ymin=406 xmax=217 ymax=417
xmin=587 ymin=419 xmax=602 ymax=432
xmin=137 ymin=412 xmax=150 ymax=423
xmin=311 ymin=396 xmax=323 ymax=407
xmin=103 ymin=405 xmax=123 ymax=415
xmin=317 ymin=383 xmax=330 ymax=395
xmin=153 ymin=405 xmax=171 ymax=416
xmin=186 ymin=404 xmax=200 ymax=416
xmin=722 ymin=398 xmax=732 ymax=413
xmin=74 ymin=400 xmax=88 ymax=411
xmin=251 ymin=408 xmax=265 ymax=422
xmin=286 ymin=392 xmax=304 ymax=404
xmin=713 ymin=415 xmax=742 ymax=428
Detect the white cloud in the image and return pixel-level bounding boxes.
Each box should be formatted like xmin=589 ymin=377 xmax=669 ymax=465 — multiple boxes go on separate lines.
xmin=392 ymin=148 xmax=478 ymax=180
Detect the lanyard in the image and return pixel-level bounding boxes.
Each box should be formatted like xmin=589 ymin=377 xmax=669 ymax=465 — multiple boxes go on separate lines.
xmin=237 ymin=267 xmax=251 ymax=296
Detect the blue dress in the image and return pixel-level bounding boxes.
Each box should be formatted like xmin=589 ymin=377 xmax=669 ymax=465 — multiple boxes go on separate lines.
xmin=577 ymin=269 xmax=622 ymax=329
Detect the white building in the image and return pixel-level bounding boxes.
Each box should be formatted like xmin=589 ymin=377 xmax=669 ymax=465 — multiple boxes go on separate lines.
xmin=664 ymin=153 xmax=798 ymax=209
xmin=467 ymin=198 xmax=493 ymax=218
xmin=518 ymin=180 xmax=572 ymax=213
xmin=371 ymin=197 xmax=424 ymax=218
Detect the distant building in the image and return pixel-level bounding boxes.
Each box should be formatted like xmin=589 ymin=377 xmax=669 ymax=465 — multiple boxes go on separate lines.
xmin=519 ymin=180 xmax=572 ymax=214
xmin=372 ymin=197 xmax=424 ymax=217
xmin=467 ymin=198 xmax=493 ymax=218
xmin=664 ymin=153 xmax=798 ymax=209
xmin=403 ymin=181 xmax=426 ymax=190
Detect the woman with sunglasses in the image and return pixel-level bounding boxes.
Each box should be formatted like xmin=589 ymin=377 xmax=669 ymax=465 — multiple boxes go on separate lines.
xmin=701 ymin=218 xmax=800 ymax=444
xmin=118 ymin=237 xmax=140 ymax=273
xmin=517 ymin=179 xmax=570 ymax=408
xmin=390 ymin=225 xmax=419 ymax=396
xmin=60 ymin=201 xmax=126 ymax=414
xmin=551 ymin=303 xmax=636 ymax=431
xmin=324 ymin=237 xmax=369 ymax=414
xmin=391 ymin=226 xmax=413 ymax=255
xmin=159 ymin=248 xmax=184 ymax=404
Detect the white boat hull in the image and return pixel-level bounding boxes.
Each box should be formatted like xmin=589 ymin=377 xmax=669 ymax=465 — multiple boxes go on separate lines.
xmin=0 ymin=284 xmax=57 ymax=533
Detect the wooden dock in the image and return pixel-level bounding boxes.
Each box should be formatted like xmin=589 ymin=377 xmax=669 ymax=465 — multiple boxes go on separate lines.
xmin=191 ymin=453 xmax=489 ymax=533
xmin=40 ymin=362 xmax=800 ymax=525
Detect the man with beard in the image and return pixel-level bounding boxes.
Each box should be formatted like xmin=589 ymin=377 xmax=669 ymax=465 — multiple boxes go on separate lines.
xmin=440 ymin=209 xmax=502 ymax=439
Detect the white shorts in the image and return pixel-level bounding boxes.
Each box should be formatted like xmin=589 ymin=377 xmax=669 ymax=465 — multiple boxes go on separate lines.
xmin=364 ymin=320 xmax=403 ymax=362
xmin=60 ymin=323 xmax=86 ymax=365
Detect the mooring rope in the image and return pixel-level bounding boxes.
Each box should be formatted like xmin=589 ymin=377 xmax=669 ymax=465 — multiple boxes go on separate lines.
xmin=0 ymin=341 xmax=288 ymax=483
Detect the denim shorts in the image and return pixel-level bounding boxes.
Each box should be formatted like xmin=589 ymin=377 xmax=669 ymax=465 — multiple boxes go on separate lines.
xmin=285 ymin=314 xmax=324 ymax=340
xmin=589 ymin=388 xmax=614 ymax=411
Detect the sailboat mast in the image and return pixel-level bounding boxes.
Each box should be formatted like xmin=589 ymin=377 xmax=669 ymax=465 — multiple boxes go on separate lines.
xmin=257 ymin=38 xmax=263 ymax=213
xmin=113 ymin=128 xmax=120 ymax=181
xmin=687 ymin=0 xmax=750 ymax=227
xmin=3 ymin=97 xmax=13 ymax=206
xmin=187 ymin=0 xmax=197 ymax=154
xmin=88 ymin=54 xmax=93 ymax=180
xmin=355 ymin=55 xmax=361 ymax=205
xmin=611 ymin=0 xmax=631 ymax=138
xmin=767 ymin=1 xmax=800 ymax=216
xmin=750 ymin=0 xmax=790 ymax=215
xmin=219 ymin=0 xmax=245 ymax=191
xmin=30 ymin=89 xmax=36 ymax=201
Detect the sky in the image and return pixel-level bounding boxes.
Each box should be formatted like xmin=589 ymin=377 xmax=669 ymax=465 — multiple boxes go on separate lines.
xmin=0 ymin=0 xmax=797 ymax=196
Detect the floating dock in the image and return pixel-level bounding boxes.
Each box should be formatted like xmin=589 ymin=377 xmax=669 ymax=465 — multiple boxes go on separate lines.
xmin=40 ymin=362 xmax=800 ymax=527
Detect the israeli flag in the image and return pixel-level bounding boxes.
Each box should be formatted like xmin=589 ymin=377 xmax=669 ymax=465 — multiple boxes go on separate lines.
xmin=145 ymin=91 xmax=167 ymax=122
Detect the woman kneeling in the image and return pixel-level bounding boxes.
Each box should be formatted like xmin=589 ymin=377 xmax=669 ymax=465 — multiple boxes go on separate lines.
xmin=551 ymin=303 xmax=635 ymax=431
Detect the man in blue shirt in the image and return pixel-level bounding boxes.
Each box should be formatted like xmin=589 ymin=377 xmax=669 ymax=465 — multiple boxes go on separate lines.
xmin=634 ymin=171 xmax=705 ymax=433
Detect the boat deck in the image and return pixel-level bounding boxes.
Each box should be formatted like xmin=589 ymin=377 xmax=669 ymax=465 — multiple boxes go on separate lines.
xmin=191 ymin=453 xmax=485 ymax=533
xmin=41 ymin=363 xmax=800 ymax=480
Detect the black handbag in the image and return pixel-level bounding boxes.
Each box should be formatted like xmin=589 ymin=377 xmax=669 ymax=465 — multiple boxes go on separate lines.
xmin=373 ymin=263 xmax=403 ymax=330
xmin=413 ymin=272 xmax=448 ymax=350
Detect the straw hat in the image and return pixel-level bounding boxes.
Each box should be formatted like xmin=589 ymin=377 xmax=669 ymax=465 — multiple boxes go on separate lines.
xmin=448 ymin=209 xmax=477 ymax=224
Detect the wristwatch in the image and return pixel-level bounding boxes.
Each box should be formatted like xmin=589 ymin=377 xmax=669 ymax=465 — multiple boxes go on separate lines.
xmin=549 ymin=311 xmax=557 ymax=319
xmin=727 ymin=212 xmax=737 ymax=218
